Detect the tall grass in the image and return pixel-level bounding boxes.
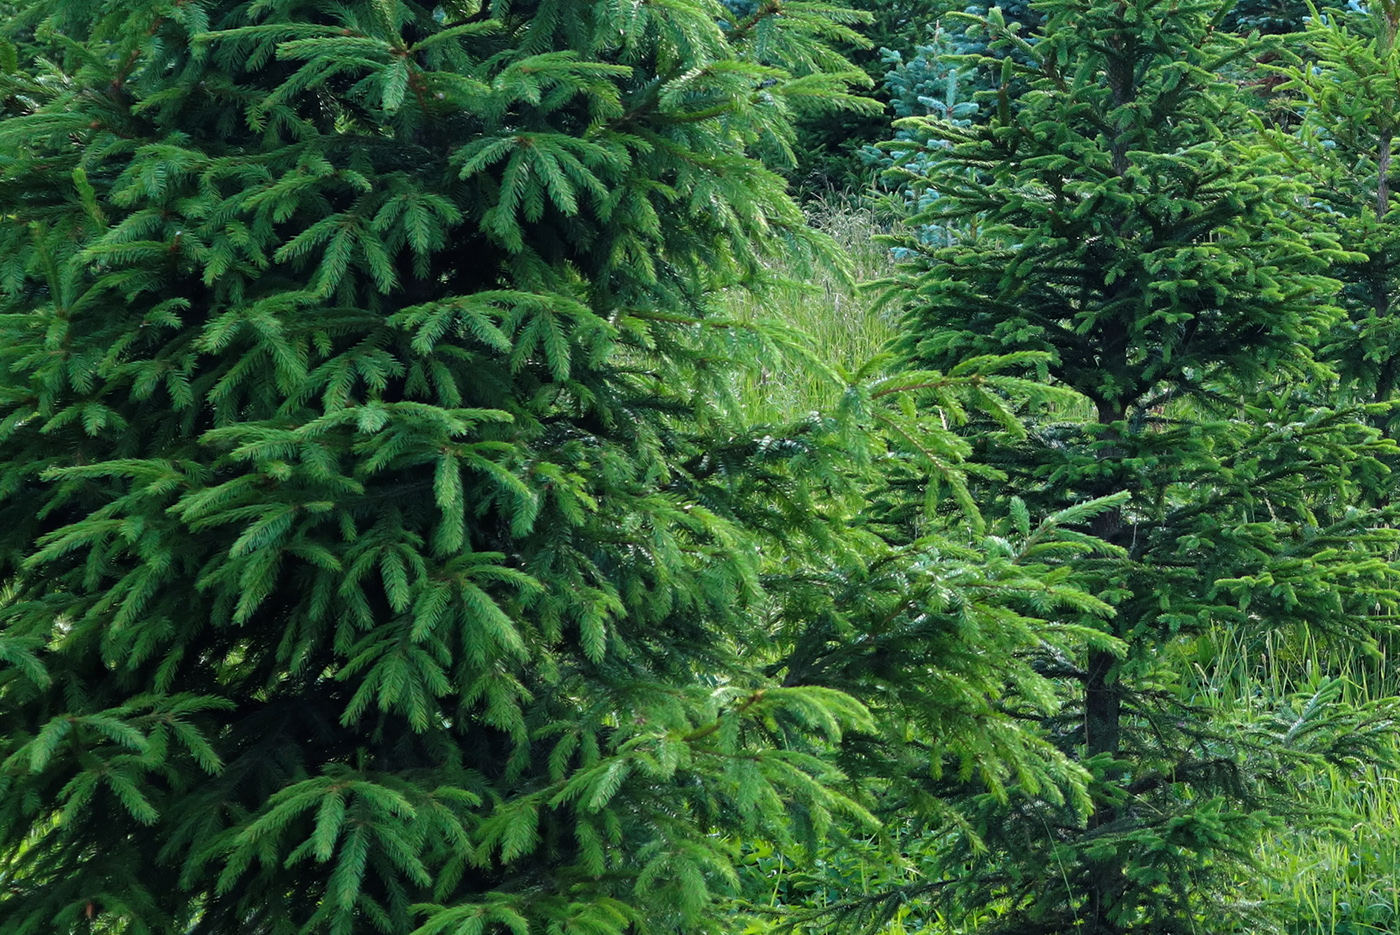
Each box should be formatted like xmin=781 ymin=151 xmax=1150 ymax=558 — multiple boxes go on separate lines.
xmin=1187 ymin=625 xmax=1400 ymax=934
xmin=724 ymin=195 xmax=901 ymax=423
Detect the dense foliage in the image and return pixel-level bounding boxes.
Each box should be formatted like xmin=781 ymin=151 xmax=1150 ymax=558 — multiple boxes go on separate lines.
xmin=0 ymin=2 xmax=880 ymax=933
xmin=1265 ymin=0 xmax=1400 ymax=410
xmin=3 ymin=1 xmax=1400 ymax=935
xmin=877 ymin=0 xmax=1400 ymax=929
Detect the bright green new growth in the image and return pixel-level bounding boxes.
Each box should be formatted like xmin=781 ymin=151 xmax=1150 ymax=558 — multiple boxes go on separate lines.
xmin=0 ymin=2 xmax=888 ymax=934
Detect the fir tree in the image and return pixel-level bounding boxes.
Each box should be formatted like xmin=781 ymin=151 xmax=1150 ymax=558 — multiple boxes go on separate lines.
xmin=1264 ymin=0 xmax=1400 ymax=408
xmin=1225 ymin=0 xmax=1314 ymax=35
xmin=884 ymin=0 xmax=1400 ymax=930
xmin=860 ymin=23 xmax=983 ymax=248
xmin=0 ymin=3 xmax=882 ymax=934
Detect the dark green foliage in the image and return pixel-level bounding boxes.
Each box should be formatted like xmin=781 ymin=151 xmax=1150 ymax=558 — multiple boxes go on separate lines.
xmin=891 ymin=0 xmax=1341 ymax=408
xmin=6 ymin=0 xmax=1400 ymax=932
xmin=1226 ymin=0 xmax=1315 ymax=34
xmin=882 ymin=0 xmax=1400 ymax=929
xmin=1220 ymin=0 xmax=1360 ymax=37
xmin=0 ymin=3 xmax=884 ymax=934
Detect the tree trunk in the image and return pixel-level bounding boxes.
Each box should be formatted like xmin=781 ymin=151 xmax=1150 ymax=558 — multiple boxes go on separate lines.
xmin=1085 ymin=398 xmax=1127 ymax=932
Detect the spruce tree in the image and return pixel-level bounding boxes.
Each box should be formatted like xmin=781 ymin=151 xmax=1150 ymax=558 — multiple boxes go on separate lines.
xmin=885 ymin=0 xmax=1400 ymax=930
xmin=727 ymin=0 xmax=949 ymax=193
xmin=0 ymin=3 xmax=881 ymax=934
xmin=1264 ymin=1 xmax=1400 ymax=408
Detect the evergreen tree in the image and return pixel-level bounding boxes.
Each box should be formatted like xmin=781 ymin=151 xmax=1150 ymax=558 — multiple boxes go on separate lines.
xmin=792 ymin=0 xmax=994 ymax=194
xmin=860 ymin=23 xmax=984 ymax=248
xmin=1225 ymin=0 xmax=1314 ymax=35
xmin=790 ymin=0 xmax=1041 ymax=195
xmin=884 ymin=0 xmax=1400 ymax=930
xmin=0 ymin=3 xmax=882 ymax=934
xmin=1265 ymin=0 xmax=1400 ymax=408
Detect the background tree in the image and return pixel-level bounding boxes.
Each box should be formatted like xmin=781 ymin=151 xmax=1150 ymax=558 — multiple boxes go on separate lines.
xmin=1226 ymin=0 xmax=1315 ymax=35
xmin=778 ymin=0 xmax=1037 ymax=196
xmin=784 ymin=0 xmax=952 ymax=194
xmin=1264 ymin=1 xmax=1400 ymax=411
xmin=883 ymin=0 xmax=1400 ymax=930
